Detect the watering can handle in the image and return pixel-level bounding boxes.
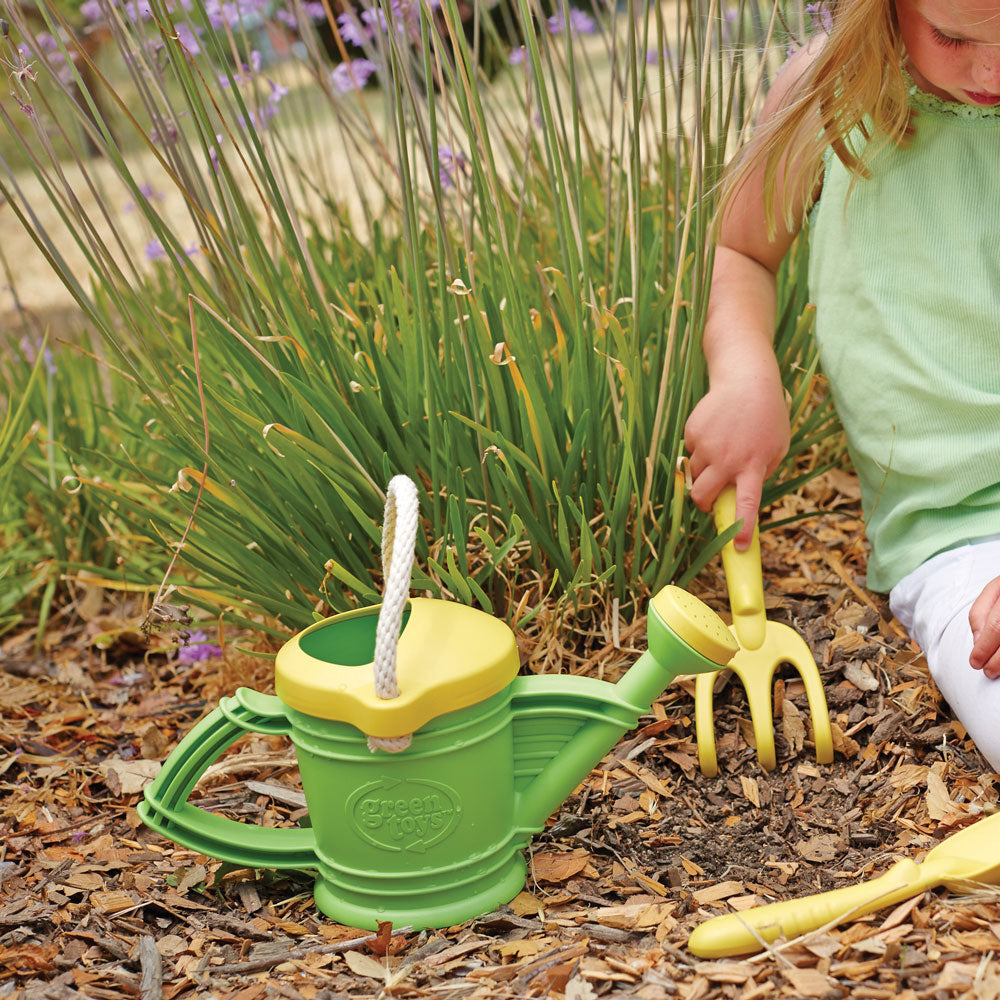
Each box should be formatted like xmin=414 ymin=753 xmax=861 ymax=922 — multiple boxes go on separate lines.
xmin=369 ymin=475 xmax=420 ymax=752
xmin=137 ymin=688 xmax=316 ymax=870
xmin=712 ymin=486 xmax=767 ymax=651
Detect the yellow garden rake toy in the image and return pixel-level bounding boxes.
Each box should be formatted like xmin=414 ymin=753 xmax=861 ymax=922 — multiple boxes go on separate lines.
xmin=695 ymin=487 xmax=834 ymax=777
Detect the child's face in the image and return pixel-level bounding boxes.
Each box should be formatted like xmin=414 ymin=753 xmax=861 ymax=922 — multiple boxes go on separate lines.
xmin=895 ymin=0 xmax=1000 ymax=105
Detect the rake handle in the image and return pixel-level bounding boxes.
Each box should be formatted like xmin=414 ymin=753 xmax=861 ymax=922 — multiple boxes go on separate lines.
xmin=712 ymin=486 xmax=767 ymax=651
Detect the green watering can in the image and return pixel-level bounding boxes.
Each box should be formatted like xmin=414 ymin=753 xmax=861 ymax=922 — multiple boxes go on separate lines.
xmin=139 ymin=477 xmax=738 ymax=930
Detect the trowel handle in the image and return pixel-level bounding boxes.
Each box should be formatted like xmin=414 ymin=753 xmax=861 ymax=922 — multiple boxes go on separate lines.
xmin=138 ymin=688 xmax=316 ymax=870
xmin=687 ymin=858 xmax=927 ymax=958
xmin=712 ymin=486 xmax=766 ymax=651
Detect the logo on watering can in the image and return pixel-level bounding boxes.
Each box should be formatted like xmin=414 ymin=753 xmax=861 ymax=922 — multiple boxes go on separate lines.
xmin=347 ymin=777 xmax=462 ymax=853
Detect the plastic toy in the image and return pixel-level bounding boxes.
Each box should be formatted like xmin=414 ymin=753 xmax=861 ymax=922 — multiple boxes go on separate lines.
xmin=139 ymin=476 xmax=738 ymax=930
xmin=688 ymin=810 xmax=1000 ymax=957
xmin=694 ymin=486 xmax=833 ymax=776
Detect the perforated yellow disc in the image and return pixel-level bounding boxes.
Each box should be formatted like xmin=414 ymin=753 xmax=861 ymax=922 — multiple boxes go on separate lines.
xmin=649 ymin=586 xmax=737 ymax=665
xmin=275 ymin=598 xmax=519 ymax=737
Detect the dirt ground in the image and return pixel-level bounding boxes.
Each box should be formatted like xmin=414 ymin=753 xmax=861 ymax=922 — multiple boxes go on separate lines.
xmin=2 ymin=473 xmax=999 ymax=1000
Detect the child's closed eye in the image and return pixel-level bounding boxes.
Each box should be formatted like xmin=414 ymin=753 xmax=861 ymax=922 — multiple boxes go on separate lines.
xmin=931 ymin=26 xmax=967 ymax=48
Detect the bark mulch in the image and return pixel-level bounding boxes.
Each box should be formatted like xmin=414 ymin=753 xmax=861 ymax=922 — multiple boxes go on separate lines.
xmin=2 ymin=471 xmax=999 ymax=1000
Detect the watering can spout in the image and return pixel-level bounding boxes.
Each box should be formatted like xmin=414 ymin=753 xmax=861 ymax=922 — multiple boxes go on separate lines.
xmin=511 ymin=586 xmax=738 ymax=834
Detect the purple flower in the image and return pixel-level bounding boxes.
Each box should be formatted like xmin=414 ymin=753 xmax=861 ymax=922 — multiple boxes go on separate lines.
xmin=508 ymin=45 xmax=525 ymax=65
xmin=218 ymin=52 xmax=258 ymax=88
xmin=36 ymin=31 xmax=62 ymax=55
xmin=174 ymin=22 xmax=202 ymax=55
xmin=329 ymin=58 xmax=377 ymax=94
xmin=209 ymin=133 xmax=223 ymax=172
xmin=337 ymin=10 xmax=371 ymax=46
xmin=205 ymin=0 xmax=268 ymax=31
xmin=124 ymin=0 xmax=154 ymax=22
xmin=150 ymin=118 xmax=179 ymax=145
xmin=361 ymin=7 xmax=389 ymax=33
xmin=805 ymin=2 xmax=833 ymax=33
xmin=80 ymin=0 xmax=105 ymax=22
xmin=646 ymin=46 xmax=673 ymax=65
xmin=145 ymin=239 xmax=199 ymax=262
xmin=177 ymin=630 xmax=222 ymax=664
xmin=300 ymin=1 xmax=327 ymax=19
xmin=547 ymin=7 xmax=596 ymax=35
xmin=19 ymin=335 xmax=57 ymax=375
xmin=268 ymin=78 xmax=289 ymax=107
xmin=437 ymin=144 xmax=467 ymax=189
xmin=124 ymin=183 xmax=164 ymax=212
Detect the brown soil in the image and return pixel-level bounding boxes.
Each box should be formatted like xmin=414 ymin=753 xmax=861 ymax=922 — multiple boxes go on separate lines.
xmin=2 ymin=480 xmax=998 ymax=1000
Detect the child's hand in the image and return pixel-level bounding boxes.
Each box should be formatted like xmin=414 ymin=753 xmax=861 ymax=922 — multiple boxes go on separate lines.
xmin=969 ymin=575 xmax=1000 ymax=679
xmin=684 ymin=371 xmax=790 ymax=549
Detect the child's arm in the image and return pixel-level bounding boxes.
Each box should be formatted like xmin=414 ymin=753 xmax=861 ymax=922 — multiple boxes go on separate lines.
xmin=684 ymin=41 xmax=824 ymax=549
xmin=969 ymin=577 xmax=1000 ymax=679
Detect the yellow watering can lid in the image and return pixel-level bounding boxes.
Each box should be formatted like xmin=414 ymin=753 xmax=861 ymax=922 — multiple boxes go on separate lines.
xmin=649 ymin=586 xmax=738 ymax=665
xmin=275 ymin=598 xmax=519 ymax=737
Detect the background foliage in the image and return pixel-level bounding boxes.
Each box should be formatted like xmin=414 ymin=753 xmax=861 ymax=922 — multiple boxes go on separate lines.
xmin=0 ymin=0 xmax=841 ymax=639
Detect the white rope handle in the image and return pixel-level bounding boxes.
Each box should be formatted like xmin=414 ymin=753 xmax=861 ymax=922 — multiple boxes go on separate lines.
xmin=367 ymin=475 xmax=419 ymax=753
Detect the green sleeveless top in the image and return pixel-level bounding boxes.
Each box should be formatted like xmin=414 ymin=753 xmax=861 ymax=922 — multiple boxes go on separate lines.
xmin=808 ymin=82 xmax=1000 ymax=592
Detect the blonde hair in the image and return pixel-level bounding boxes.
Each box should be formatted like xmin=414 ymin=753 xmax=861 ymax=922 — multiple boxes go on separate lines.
xmin=719 ymin=0 xmax=912 ymax=234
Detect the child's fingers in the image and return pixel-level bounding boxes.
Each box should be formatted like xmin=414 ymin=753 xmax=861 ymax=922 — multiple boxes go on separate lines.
xmin=732 ymin=479 xmax=762 ymax=550
xmin=968 ymin=575 xmax=1000 ymax=674
xmin=687 ymin=464 xmax=725 ymax=514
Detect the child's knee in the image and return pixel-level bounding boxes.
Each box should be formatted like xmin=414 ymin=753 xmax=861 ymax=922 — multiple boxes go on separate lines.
xmin=925 ymin=616 xmax=1000 ymax=771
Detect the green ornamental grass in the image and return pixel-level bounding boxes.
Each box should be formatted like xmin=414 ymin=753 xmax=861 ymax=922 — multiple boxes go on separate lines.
xmin=0 ymin=0 xmax=842 ymax=639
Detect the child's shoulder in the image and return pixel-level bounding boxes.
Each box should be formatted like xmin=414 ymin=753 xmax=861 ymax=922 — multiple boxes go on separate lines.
xmin=762 ymin=35 xmax=826 ymax=119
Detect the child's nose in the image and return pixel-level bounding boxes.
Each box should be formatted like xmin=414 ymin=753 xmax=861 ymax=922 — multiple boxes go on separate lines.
xmin=973 ymin=52 xmax=1000 ymax=93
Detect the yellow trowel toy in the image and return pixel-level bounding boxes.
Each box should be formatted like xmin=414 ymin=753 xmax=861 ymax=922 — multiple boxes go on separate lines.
xmin=688 ymin=811 xmax=1000 ymax=957
xmin=695 ymin=487 xmax=834 ymax=776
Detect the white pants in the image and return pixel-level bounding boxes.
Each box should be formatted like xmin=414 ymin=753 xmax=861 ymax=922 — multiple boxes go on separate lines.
xmin=889 ymin=538 xmax=1000 ymax=773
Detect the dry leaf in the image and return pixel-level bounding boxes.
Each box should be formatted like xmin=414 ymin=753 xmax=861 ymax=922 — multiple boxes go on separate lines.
xmin=368 ymin=920 xmax=394 ymax=958
xmin=102 ymin=759 xmax=161 ymax=796
xmin=343 ymin=950 xmax=388 ymax=980
xmin=925 ymin=770 xmax=956 ymax=822
xmin=843 ymin=660 xmax=879 ymax=691
xmin=782 ymin=700 xmax=807 ymax=754
xmin=496 ymin=939 xmax=546 ymax=961
xmin=794 ymin=833 xmax=845 ymax=863
xmin=508 ymin=890 xmax=543 ymax=917
xmin=565 ymin=976 xmax=598 ymax=1000
xmin=530 ymin=851 xmax=590 ymax=883
xmin=889 ymin=763 xmax=928 ymax=791
xmin=174 ymin=864 xmax=207 ymax=895
xmin=831 ymin=722 xmax=861 ymax=758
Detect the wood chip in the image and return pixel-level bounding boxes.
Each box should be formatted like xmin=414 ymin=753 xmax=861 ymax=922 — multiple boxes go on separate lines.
xmin=692 ymin=880 xmax=745 ymax=905
xmin=88 ymin=891 xmax=137 ymax=914
xmin=781 ymin=965 xmax=836 ymax=995
xmin=741 ymin=775 xmax=761 ymax=808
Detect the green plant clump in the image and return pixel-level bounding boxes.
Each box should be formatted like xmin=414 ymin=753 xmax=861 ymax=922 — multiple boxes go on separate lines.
xmin=0 ymin=0 xmax=842 ymax=637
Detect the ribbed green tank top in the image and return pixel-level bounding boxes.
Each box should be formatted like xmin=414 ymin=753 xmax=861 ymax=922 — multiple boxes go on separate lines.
xmin=808 ymin=81 xmax=1000 ymax=592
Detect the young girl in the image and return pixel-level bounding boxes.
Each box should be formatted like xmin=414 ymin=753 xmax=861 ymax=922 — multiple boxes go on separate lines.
xmin=684 ymin=0 xmax=1000 ymax=770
